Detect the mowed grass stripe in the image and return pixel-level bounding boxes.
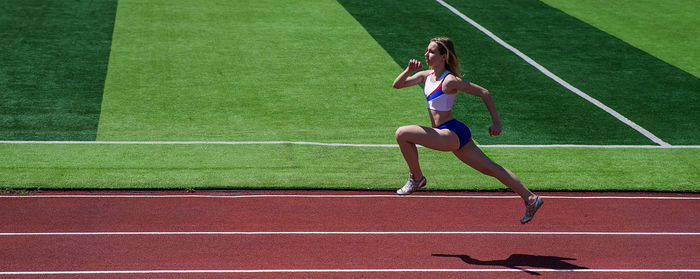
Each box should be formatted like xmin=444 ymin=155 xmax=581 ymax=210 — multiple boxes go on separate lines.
xmin=440 ymin=0 xmax=699 ymax=145
xmin=542 ymin=0 xmax=700 ymax=78
xmin=97 ymin=0 xmax=423 ymax=143
xmin=0 ymin=0 xmax=117 ymax=140
xmin=337 ymin=0 xmax=653 ymax=145
xmin=437 ymin=0 xmax=669 ymax=147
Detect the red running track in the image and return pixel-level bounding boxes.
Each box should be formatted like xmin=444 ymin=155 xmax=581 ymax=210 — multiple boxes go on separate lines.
xmin=0 ymin=190 xmax=699 ymax=278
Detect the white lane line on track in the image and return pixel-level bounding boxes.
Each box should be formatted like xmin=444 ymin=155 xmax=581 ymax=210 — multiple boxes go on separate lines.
xmin=1 ymin=269 xmax=699 ymax=275
xmin=435 ymin=0 xmax=671 ymax=147
xmin=2 ymin=194 xmax=699 ymax=200
xmin=1 ymin=231 xmax=698 ymax=236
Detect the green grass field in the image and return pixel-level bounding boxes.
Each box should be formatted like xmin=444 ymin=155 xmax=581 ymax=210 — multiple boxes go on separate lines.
xmin=1 ymin=0 xmax=698 ymax=191
xmin=0 ymin=0 xmax=116 ymax=140
xmin=2 ymin=143 xmax=697 ymax=191
xmin=542 ymin=0 xmax=700 ymax=78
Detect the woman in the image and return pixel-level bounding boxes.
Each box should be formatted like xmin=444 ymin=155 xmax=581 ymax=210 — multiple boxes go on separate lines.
xmin=392 ymin=37 xmax=543 ymax=224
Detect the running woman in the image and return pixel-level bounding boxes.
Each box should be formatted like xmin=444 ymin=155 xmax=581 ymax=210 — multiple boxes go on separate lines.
xmin=392 ymin=37 xmax=543 ymax=224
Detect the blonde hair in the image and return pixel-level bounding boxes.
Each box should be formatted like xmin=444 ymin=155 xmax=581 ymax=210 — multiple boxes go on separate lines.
xmin=429 ymin=37 xmax=461 ymax=77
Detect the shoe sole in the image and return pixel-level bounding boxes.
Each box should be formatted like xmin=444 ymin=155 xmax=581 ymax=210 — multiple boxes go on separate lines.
xmin=520 ymin=197 xmax=543 ymax=224
xmin=396 ymin=179 xmax=426 ymax=195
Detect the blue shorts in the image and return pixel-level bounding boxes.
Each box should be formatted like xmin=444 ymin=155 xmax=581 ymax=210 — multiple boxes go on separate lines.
xmin=437 ymin=119 xmax=472 ymax=149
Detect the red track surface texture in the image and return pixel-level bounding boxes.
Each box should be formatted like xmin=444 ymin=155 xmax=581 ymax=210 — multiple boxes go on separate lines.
xmin=1 ymin=190 xmax=699 ymax=278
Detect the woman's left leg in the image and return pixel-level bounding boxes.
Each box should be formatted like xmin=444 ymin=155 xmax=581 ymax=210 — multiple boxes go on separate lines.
xmin=452 ymin=140 xmax=536 ymax=204
xmin=395 ymin=125 xmax=460 ymax=180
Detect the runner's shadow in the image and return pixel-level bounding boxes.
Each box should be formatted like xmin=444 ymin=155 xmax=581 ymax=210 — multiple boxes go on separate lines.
xmin=432 ymin=253 xmax=589 ymax=276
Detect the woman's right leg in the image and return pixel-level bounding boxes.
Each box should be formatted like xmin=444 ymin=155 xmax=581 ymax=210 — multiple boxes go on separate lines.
xmin=453 ymin=140 xmax=543 ymax=223
xmin=452 ymin=140 xmax=536 ymax=203
xmin=394 ymin=125 xmax=459 ymax=179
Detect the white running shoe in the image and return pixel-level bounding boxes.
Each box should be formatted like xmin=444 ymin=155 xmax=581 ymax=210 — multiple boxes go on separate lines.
xmin=520 ymin=196 xmax=543 ymax=224
xmin=396 ymin=175 xmax=426 ymax=195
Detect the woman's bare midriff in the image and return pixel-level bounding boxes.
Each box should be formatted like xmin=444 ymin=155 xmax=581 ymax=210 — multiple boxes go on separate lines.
xmin=429 ymin=109 xmax=454 ymax=128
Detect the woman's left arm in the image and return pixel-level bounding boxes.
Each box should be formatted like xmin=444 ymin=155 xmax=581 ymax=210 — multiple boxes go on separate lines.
xmin=444 ymin=76 xmax=502 ymax=136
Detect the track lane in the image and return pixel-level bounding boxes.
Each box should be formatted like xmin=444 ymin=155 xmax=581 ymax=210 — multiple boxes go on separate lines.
xmin=1 ymin=191 xmax=698 ymax=278
xmin=1 ymin=191 xmax=698 ymax=233
xmin=1 ymin=234 xmax=698 ymax=278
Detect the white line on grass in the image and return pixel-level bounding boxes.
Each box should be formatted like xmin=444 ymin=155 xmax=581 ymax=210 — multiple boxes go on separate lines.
xmin=481 ymin=144 xmax=700 ymax=148
xmin=1 ymin=140 xmax=699 ymax=148
xmin=1 ymin=269 xmax=699 ymax=275
xmin=1 ymin=231 xmax=698 ymax=236
xmin=435 ymin=0 xmax=671 ymax=147
xmin=0 ymin=140 xmax=396 ymax=147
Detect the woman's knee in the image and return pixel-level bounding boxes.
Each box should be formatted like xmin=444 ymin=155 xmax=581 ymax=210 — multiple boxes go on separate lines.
xmin=395 ymin=125 xmax=420 ymax=141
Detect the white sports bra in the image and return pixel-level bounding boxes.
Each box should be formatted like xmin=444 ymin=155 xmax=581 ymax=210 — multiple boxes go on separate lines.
xmin=424 ymin=70 xmax=455 ymax=111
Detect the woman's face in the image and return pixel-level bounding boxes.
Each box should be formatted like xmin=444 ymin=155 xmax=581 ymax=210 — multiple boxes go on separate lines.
xmin=424 ymin=42 xmax=445 ymax=68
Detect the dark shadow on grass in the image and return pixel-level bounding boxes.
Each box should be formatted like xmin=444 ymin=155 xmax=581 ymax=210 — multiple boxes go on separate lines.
xmin=432 ymin=253 xmax=588 ymax=276
xmin=336 ymin=0 xmax=700 ymax=145
xmin=0 ymin=0 xmax=118 ymax=140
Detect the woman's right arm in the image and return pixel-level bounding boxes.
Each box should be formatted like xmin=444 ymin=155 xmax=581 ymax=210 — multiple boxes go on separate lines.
xmin=393 ymin=59 xmax=427 ymax=89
